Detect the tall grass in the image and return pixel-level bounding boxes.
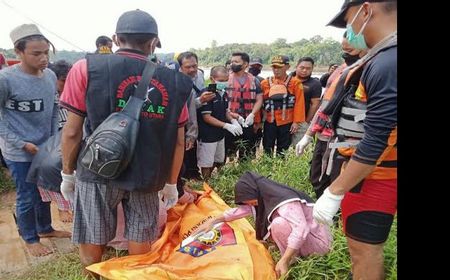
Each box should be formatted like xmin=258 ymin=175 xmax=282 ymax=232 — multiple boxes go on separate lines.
xmin=208 ymin=148 xmax=397 ymax=280
xmin=8 ymin=147 xmax=397 ymax=280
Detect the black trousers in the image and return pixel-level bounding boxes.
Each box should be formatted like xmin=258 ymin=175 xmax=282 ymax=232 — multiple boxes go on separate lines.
xmin=310 ymin=139 xmax=345 ymax=198
xmin=225 ymin=125 xmax=258 ymax=160
xmin=182 ymin=143 xmax=201 ymax=180
xmin=254 ymin=127 xmax=263 ymax=150
xmin=262 ymin=121 xmax=292 ymax=156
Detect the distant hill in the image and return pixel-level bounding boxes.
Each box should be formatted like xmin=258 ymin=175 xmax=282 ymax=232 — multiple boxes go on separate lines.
xmin=1 ymin=35 xmax=343 ymax=67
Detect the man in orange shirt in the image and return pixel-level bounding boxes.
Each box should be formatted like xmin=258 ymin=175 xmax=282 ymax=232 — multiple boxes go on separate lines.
xmin=261 ymin=55 xmax=305 ymax=156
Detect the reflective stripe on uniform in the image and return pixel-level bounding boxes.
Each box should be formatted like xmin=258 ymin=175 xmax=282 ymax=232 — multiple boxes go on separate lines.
xmin=341 ymin=107 xmax=366 ymax=122
xmin=337 ymin=118 xmax=365 ymax=133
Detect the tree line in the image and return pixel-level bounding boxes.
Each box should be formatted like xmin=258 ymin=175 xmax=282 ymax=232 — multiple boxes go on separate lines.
xmin=1 ymin=35 xmax=343 ymax=68
xmin=188 ymin=35 xmax=343 ymax=68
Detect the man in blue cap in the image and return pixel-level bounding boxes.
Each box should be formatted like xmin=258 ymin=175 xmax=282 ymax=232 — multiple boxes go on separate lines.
xmin=60 ymin=9 xmax=191 ymax=277
xmin=312 ymin=1 xmax=397 ymax=279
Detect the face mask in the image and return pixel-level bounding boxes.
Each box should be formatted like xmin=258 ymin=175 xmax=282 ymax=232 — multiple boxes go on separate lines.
xmin=342 ymin=52 xmax=360 ymax=65
xmin=346 ymin=5 xmax=372 ymax=50
xmin=248 ymin=67 xmax=261 ymax=77
xmin=231 ymin=64 xmax=243 ymax=73
xmin=216 ymin=81 xmax=228 ymax=92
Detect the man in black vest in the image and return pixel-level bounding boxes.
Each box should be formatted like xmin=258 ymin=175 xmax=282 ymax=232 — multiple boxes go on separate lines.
xmin=59 ymin=9 xmax=191 ymax=278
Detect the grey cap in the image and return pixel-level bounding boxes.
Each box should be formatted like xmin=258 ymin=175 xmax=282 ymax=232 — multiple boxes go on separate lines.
xmin=115 ymin=9 xmax=161 ymax=48
xmin=10 ymin=24 xmax=44 ymax=44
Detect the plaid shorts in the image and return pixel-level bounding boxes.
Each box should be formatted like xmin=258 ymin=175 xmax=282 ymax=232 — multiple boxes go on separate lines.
xmin=72 ymin=180 xmax=159 ymax=245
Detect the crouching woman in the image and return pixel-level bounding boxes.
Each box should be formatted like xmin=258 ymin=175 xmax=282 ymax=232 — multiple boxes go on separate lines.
xmin=193 ymin=171 xmax=332 ymax=278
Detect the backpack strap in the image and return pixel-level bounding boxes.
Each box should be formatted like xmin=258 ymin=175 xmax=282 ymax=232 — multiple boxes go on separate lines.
xmin=192 ymin=84 xmax=201 ymax=94
xmin=283 ymin=74 xmax=294 ymax=97
xmin=121 ymin=61 xmax=157 ymax=119
xmin=284 ymin=74 xmax=293 ymax=89
xmin=133 ymin=61 xmax=157 ymax=100
xmin=266 ymin=77 xmax=275 ymax=118
xmin=281 ymin=75 xmax=293 ymax=120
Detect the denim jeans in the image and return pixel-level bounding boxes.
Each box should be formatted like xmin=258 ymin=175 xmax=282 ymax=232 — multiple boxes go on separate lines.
xmin=4 ymin=160 xmax=53 ymax=244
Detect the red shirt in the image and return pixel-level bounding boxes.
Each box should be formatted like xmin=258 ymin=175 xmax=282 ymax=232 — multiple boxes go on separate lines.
xmin=0 ymin=53 xmax=6 ymax=69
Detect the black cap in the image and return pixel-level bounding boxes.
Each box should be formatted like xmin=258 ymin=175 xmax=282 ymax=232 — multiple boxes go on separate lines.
xmin=327 ymin=0 xmax=395 ymax=28
xmin=249 ymin=57 xmax=263 ymax=66
xmin=115 ymin=9 xmax=161 ymax=48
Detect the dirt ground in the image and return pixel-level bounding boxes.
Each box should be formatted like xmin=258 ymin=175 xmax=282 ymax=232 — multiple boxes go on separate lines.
xmin=0 ymin=190 xmax=75 ymax=279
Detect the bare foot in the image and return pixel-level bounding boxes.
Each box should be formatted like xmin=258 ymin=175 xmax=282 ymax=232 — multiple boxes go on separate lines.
xmin=25 ymin=242 xmax=53 ymax=257
xmin=58 ymin=210 xmax=73 ymax=223
xmin=39 ymin=230 xmax=72 ymax=238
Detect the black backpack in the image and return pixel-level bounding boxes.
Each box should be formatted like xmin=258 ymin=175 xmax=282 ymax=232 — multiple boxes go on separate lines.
xmin=79 ymin=61 xmax=157 ymax=179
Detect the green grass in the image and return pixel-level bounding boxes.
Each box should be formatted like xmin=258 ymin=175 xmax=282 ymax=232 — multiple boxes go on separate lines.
xmin=8 ymin=248 xmax=128 ymax=280
xmin=8 ymin=147 xmax=397 ymax=280
xmin=8 ymin=252 xmax=87 ymax=280
xmin=206 ymin=148 xmax=397 ymax=280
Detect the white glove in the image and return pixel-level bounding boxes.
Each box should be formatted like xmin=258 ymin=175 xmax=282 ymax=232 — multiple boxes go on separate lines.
xmin=244 ymin=113 xmax=255 ymax=127
xmin=159 ymin=183 xmax=178 ymax=209
xmin=223 ymin=123 xmax=243 ymax=136
xmin=60 ymin=171 xmax=76 ymax=204
xmin=313 ymin=187 xmax=344 ymax=226
xmin=237 ymin=116 xmax=247 ymax=128
xmin=295 ymin=135 xmax=313 ymax=156
xmin=230 ymin=119 xmax=243 ymax=135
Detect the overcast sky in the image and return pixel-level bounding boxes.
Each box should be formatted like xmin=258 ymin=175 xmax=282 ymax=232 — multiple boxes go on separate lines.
xmin=1 ymin=0 xmax=345 ymax=54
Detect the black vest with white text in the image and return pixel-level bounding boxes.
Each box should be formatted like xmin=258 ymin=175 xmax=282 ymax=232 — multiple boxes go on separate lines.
xmin=78 ymin=53 xmax=191 ymax=192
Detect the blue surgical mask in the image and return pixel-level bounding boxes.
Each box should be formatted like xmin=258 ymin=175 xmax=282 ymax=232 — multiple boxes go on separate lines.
xmin=346 ymin=5 xmax=372 ymax=50
xmin=216 ymin=81 xmax=228 ymax=92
